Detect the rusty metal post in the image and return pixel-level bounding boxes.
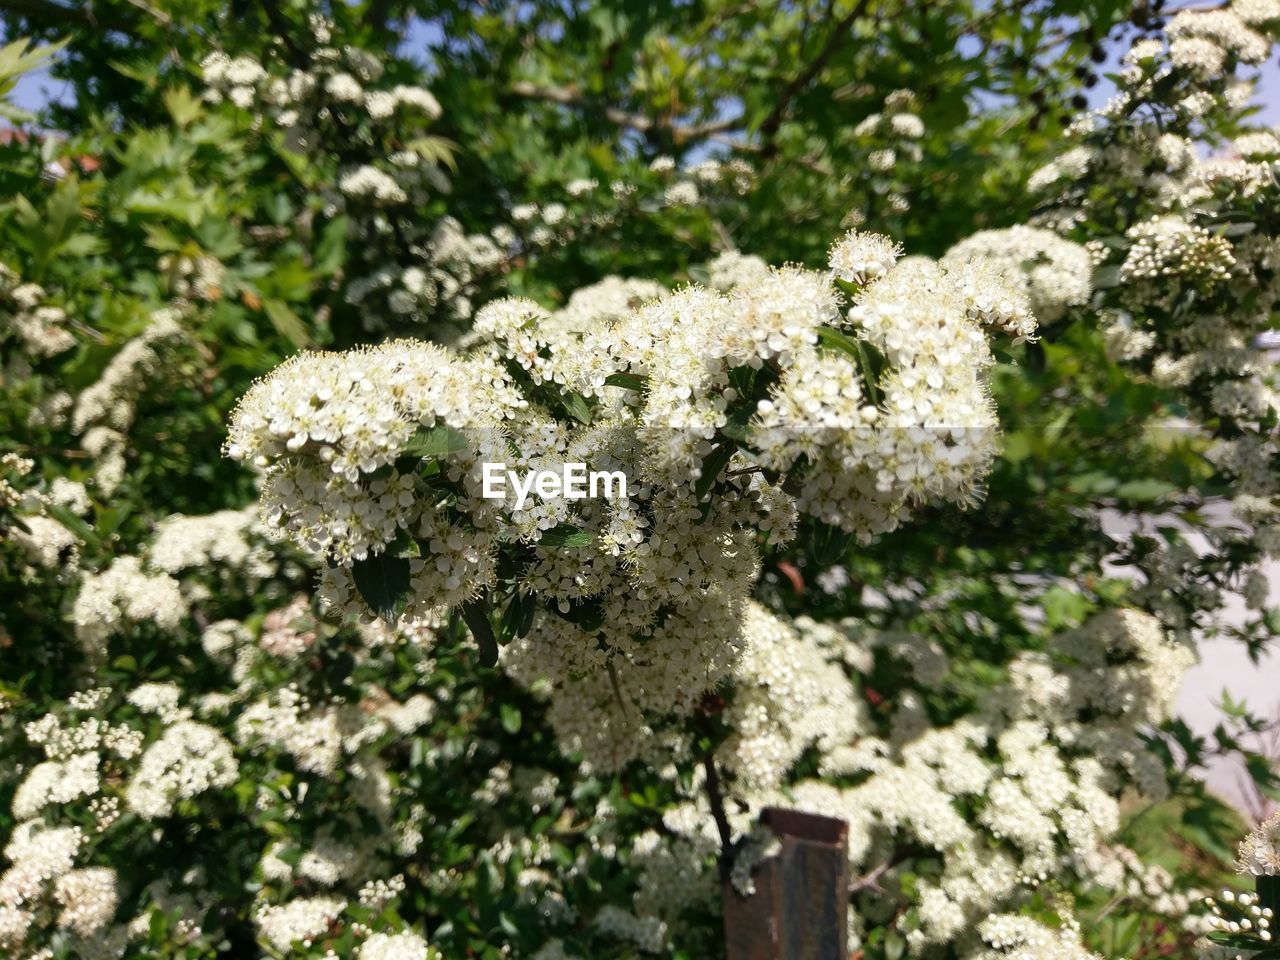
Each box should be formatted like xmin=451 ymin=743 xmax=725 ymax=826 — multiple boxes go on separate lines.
xmin=723 ymin=807 xmax=850 ymax=960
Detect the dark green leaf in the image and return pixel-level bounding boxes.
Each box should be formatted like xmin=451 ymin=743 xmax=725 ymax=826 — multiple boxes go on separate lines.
xmin=604 ymin=372 xmax=646 ymax=391
xmin=350 ymin=551 xmax=412 ymax=622
xmin=694 ymin=442 xmax=735 ymax=501
xmin=45 ymin=503 xmax=102 ymax=550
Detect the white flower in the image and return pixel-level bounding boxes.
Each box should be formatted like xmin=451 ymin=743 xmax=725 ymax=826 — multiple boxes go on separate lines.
xmin=828 ymin=230 xmax=902 ymax=287
xmin=125 ymin=721 xmax=239 ymax=819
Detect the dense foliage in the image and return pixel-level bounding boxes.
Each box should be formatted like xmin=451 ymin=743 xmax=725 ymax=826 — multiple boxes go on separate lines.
xmin=3 ymin=1 xmax=1280 ymax=959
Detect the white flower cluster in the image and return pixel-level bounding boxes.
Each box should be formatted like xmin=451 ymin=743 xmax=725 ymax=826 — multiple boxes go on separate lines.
xmin=12 ymin=752 xmax=99 ymax=820
xmin=1119 ymin=214 xmax=1235 ymax=287
xmin=202 ymin=40 xmax=506 ymax=333
xmin=1026 ymin=3 xmax=1280 ymax=658
xmin=0 ymin=822 xmax=85 ymax=952
xmin=828 ymin=230 xmax=902 ymax=287
xmin=255 ymin=895 xmax=347 ymax=951
xmin=1167 ymin=5 xmax=1274 ymax=79
xmin=124 ymin=721 xmax=239 ymax=819
xmin=1195 ymin=888 xmax=1275 ymax=958
xmin=158 ymin=253 xmax=224 ymax=302
xmin=716 ymin=603 xmax=867 ymax=788
xmin=852 ymin=89 xmax=927 ymax=172
xmin=972 ymin=914 xmax=1102 ymax=960
xmin=359 ymin=931 xmax=435 ymax=960
xmin=202 ymin=47 xmax=439 ymax=130
xmin=647 ymin=155 xmax=754 ymax=205
xmin=1238 ymin=812 xmax=1280 ymax=876
xmin=228 ymin=231 xmax=1019 ymax=769
xmin=10 ymin=514 xmax=80 ymax=571
xmin=339 ymin=164 xmax=409 ymax=205
xmin=71 ymin=307 xmax=186 ymax=494
xmin=634 ymin=606 xmax=1189 ymax=951
xmin=504 ymin=157 xmax=753 ymax=265
xmin=71 ymin=556 xmax=189 ymax=660
xmin=941 ymin=225 xmax=1093 ymax=323
xmin=0 ymin=267 xmax=74 ymax=360
xmin=704 ymin=250 xmax=771 ymax=291
xmin=147 ymin=505 xmax=275 ymax=578
xmin=547 ymin=275 xmax=665 ymax=334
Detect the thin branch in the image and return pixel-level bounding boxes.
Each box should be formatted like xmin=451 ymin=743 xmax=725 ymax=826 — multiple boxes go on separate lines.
xmin=123 ymin=0 xmax=171 ymax=26
xmin=709 ymin=131 xmax=834 ymax=177
xmin=702 ymin=752 xmax=735 ymax=884
xmin=509 ymin=81 xmax=739 ymax=146
xmin=756 ymin=0 xmax=874 ymax=155
xmin=849 ymin=857 xmax=892 ymax=893
xmin=261 ymin=3 xmax=309 ymax=70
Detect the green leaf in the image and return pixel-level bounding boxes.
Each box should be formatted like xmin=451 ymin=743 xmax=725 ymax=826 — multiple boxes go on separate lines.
xmin=1219 ymin=221 xmax=1256 ymax=239
xmin=1262 ymin=607 xmax=1280 ymax=635
xmin=1114 ymin=478 xmax=1178 ymax=502
xmin=1093 ymin=264 xmax=1122 ymax=289
xmin=816 ymin=325 xmax=862 ymax=359
xmin=45 ymin=503 xmax=101 ymax=550
xmin=812 ymin=522 xmax=851 ymax=566
xmin=405 ymin=135 xmax=459 ymax=172
xmin=460 ymin=597 xmax=499 ymax=667
xmin=816 ymin=326 xmax=882 ymax=403
xmin=162 ymin=86 xmax=202 ymax=127
xmin=314 ymin=215 xmax=350 ymax=276
xmin=694 ymin=442 xmax=735 ymax=501
xmin=559 ymin=391 xmax=593 ymax=424
xmin=0 ymin=37 xmax=66 ymax=87
xmin=604 ymin=372 xmax=646 ymax=391
xmin=401 ymin=423 xmax=470 ymax=459
xmin=261 ymin=297 xmax=311 ymax=348
xmin=349 ymin=551 xmax=412 ymax=622
xmin=499 ymin=703 xmax=522 ymax=734
xmin=1042 ymin=585 xmax=1089 ymax=630
xmin=537 ymin=524 xmax=594 ymax=548
xmin=499 ymin=590 xmax=537 ymax=641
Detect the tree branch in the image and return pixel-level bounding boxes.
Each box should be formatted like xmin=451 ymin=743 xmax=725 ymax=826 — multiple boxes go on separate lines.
xmin=756 ymin=0 xmax=874 ymax=155
xmin=709 ymin=132 xmax=833 ymax=177
xmin=509 ymin=81 xmax=740 ymax=146
xmin=702 ymin=751 xmax=735 ymax=884
xmin=260 ymin=3 xmax=309 ymax=70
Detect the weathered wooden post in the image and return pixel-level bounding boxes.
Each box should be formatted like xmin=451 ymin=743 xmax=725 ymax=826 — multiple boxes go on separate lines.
xmin=722 ymin=807 xmax=850 ymax=960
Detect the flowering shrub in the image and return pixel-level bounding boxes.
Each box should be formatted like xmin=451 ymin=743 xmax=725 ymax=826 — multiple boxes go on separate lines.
xmin=2 ymin=1 xmax=1280 ymax=959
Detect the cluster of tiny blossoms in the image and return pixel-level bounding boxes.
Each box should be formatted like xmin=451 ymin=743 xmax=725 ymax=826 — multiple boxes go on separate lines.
xmin=941 ymin=225 xmax=1093 ymax=323
xmin=1025 ymin=0 xmax=1280 ymax=653
xmin=227 ymin=229 xmax=1029 ymax=769
xmin=1195 ymin=888 xmax=1275 ymax=959
xmin=2 ymin=561 xmax=450 ymax=958
xmin=1238 ymin=812 xmax=1280 ymax=876
xmin=843 ymin=89 xmax=927 ymax=224
xmin=617 ymin=605 xmax=1196 ymax=954
xmin=202 ymin=34 xmax=507 ymax=331
xmin=0 ymin=265 xmax=74 ymax=362
xmin=498 ymin=156 xmax=757 ymax=286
